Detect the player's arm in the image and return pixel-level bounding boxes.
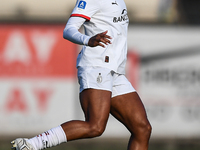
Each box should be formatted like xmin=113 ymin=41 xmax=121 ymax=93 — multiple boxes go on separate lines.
xmin=63 ymin=17 xmax=112 ymax=48
xmin=63 ymin=17 xmax=90 ymax=45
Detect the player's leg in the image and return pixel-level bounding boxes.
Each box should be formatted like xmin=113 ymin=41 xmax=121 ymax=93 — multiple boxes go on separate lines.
xmin=11 ymin=66 xmax=113 ymax=150
xmin=61 ymin=88 xmax=111 ymax=141
xmin=11 ymin=89 xmax=111 ymax=150
xmin=110 ymin=92 xmax=151 ymax=150
xmin=61 ymin=66 xmax=113 ymax=141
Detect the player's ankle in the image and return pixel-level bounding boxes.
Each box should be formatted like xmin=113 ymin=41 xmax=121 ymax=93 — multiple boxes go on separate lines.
xmin=28 ymin=126 xmax=67 ymax=150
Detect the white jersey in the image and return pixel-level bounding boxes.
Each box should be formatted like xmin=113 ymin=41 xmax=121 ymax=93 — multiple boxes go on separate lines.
xmin=71 ymin=0 xmax=129 ymax=74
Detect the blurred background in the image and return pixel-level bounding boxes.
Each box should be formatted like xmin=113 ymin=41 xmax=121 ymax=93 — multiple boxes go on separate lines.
xmin=0 ymin=0 xmax=200 ymax=150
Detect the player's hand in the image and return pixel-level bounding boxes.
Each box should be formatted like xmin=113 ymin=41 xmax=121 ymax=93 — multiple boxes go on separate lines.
xmin=88 ymin=31 xmax=112 ymax=48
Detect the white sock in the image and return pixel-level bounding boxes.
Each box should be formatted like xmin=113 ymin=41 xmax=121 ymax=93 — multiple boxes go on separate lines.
xmin=28 ymin=125 xmax=67 ymax=150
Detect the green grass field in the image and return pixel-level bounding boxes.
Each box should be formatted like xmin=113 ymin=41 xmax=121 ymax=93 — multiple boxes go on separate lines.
xmin=1 ymin=137 xmax=200 ymax=150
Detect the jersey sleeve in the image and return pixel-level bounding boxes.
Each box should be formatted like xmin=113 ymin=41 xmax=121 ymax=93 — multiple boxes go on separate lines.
xmin=63 ymin=17 xmax=91 ymax=46
xmin=70 ymin=0 xmax=100 ymax=21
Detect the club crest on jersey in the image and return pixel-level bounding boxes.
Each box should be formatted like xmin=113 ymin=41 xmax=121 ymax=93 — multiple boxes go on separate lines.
xmin=78 ymin=1 xmax=86 ymax=10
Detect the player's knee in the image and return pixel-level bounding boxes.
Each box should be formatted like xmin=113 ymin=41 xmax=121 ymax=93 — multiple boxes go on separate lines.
xmin=138 ymin=121 xmax=152 ymax=138
xmin=131 ymin=120 xmax=152 ymax=139
xmin=89 ymin=123 xmax=105 ymax=137
xmin=143 ymin=121 xmax=152 ymax=137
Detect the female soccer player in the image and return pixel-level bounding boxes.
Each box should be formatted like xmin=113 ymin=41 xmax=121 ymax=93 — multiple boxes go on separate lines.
xmin=11 ymin=0 xmax=151 ymax=150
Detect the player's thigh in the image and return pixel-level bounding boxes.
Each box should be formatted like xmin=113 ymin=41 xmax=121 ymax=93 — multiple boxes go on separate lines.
xmin=110 ymin=92 xmax=149 ymax=133
xmin=78 ymin=66 xmax=113 ymax=124
xmin=80 ymin=89 xmax=111 ymax=126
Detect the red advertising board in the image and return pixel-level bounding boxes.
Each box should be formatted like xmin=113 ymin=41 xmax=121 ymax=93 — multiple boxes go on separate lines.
xmin=0 ymin=24 xmax=78 ymax=136
xmin=0 ymin=24 xmax=77 ymax=78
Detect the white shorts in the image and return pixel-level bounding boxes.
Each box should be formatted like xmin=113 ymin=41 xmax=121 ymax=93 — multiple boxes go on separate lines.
xmin=77 ymin=66 xmax=136 ymax=98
